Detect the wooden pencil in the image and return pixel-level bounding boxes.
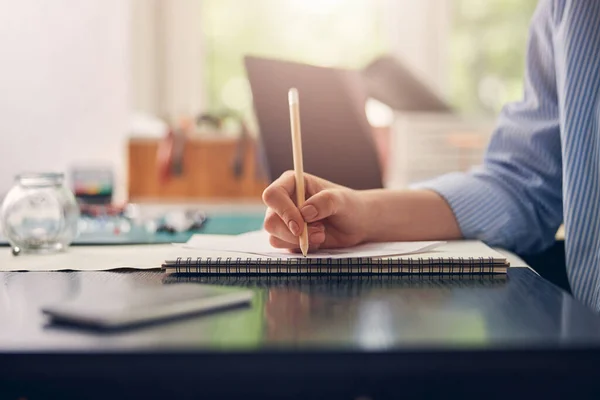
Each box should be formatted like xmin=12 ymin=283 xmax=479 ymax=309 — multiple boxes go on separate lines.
xmin=288 ymin=88 xmax=309 ymax=256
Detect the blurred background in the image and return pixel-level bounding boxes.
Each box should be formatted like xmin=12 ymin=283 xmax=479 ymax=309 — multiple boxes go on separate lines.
xmin=0 ymin=0 xmax=538 ymax=205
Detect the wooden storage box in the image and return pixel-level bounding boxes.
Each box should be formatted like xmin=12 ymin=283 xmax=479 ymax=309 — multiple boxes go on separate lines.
xmin=128 ymin=137 xmax=267 ymax=201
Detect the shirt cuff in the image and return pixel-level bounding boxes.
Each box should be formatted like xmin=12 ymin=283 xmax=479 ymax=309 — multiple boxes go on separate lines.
xmin=410 ymin=172 xmax=515 ymax=249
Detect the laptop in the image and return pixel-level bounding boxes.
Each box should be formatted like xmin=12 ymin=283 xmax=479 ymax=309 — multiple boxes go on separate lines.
xmin=244 ymin=56 xmax=384 ymax=190
xmin=362 ymin=55 xmax=452 ymax=113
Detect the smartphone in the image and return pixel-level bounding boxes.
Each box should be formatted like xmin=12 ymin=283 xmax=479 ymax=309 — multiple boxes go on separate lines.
xmin=42 ymin=283 xmax=253 ymax=330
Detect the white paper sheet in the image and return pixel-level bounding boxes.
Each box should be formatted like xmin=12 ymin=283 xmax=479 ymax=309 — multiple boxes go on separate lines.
xmin=0 ymin=245 xmax=179 ymax=272
xmin=182 ymin=230 xmax=444 ymax=259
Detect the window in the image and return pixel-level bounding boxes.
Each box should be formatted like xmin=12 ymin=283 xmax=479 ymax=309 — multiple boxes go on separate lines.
xmin=450 ymin=0 xmax=539 ymax=115
xmin=201 ymin=0 xmax=389 ymax=117
xmin=140 ymin=1 xmax=540 ymax=121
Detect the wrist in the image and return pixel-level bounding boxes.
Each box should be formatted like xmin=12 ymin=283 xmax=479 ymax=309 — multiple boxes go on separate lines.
xmin=360 ymin=188 xmax=462 ymax=243
xmin=357 ymin=189 xmax=389 ymax=243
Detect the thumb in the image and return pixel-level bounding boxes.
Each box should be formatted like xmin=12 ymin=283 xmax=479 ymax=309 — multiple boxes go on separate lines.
xmin=300 ymin=189 xmax=344 ymax=223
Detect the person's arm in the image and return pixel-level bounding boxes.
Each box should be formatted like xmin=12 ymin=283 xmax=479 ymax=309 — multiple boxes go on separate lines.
xmin=412 ymin=0 xmax=562 ymax=255
xmin=263 ymin=1 xmax=561 ymax=253
xmin=360 ymin=189 xmax=462 ymax=243
xmin=262 ymin=173 xmax=461 ymax=250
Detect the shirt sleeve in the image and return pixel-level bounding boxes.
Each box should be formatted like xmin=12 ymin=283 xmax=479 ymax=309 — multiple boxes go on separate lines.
xmin=413 ymin=0 xmax=562 ymax=255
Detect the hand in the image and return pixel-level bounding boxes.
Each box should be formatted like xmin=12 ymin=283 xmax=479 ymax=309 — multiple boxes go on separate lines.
xmin=262 ymin=171 xmax=369 ymax=251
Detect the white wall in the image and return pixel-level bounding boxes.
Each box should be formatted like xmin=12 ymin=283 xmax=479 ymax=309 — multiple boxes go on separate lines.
xmin=130 ymin=0 xmax=161 ymax=116
xmin=385 ymin=0 xmax=451 ymax=97
xmin=130 ymin=0 xmax=205 ymax=118
xmin=0 ymin=0 xmax=131 ymax=200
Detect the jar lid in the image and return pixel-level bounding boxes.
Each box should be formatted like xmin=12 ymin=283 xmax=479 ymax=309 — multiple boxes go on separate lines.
xmin=16 ymin=173 xmax=64 ymax=187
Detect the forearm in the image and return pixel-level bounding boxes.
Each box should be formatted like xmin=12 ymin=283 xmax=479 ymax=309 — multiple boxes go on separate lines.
xmin=360 ymin=189 xmax=462 ymax=243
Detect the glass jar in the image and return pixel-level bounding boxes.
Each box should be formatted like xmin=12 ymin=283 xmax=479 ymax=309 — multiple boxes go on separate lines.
xmin=1 ymin=173 xmax=79 ymax=254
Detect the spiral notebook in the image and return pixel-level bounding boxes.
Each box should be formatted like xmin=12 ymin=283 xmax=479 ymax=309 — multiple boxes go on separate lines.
xmin=162 ymin=236 xmax=509 ymax=276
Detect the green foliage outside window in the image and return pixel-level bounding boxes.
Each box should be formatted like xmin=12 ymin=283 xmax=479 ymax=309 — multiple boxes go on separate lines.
xmin=201 ymin=0 xmax=387 ymax=118
xmin=450 ymin=0 xmax=539 ymax=115
xmin=201 ymin=0 xmax=539 ymax=118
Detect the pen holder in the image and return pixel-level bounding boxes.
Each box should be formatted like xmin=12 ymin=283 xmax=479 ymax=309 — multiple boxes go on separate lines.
xmin=1 ymin=173 xmax=80 ymax=255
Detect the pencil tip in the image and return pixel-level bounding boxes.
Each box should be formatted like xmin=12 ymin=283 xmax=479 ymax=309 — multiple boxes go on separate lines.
xmin=301 ymin=245 xmax=308 ymax=257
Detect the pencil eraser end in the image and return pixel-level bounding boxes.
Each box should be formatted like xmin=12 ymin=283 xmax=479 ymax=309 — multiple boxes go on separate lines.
xmin=288 ymin=88 xmax=299 ymax=105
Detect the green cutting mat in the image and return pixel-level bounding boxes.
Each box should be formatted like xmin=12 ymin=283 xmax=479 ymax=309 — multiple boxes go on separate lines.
xmin=199 ymin=213 xmax=264 ymax=235
xmin=0 ymin=212 xmax=265 ymax=246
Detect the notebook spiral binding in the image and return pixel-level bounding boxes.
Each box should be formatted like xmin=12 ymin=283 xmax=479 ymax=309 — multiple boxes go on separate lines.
xmin=164 ymin=256 xmax=503 ymax=275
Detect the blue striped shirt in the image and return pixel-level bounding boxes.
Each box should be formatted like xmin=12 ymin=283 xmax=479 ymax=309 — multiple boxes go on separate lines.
xmin=419 ymin=0 xmax=600 ymax=309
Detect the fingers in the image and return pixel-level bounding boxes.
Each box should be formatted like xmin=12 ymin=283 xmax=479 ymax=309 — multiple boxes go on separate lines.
xmin=269 ymin=223 xmax=326 ymax=247
xmin=264 ymin=208 xmax=326 ymax=245
xmin=262 ymin=172 xmax=304 ymax=236
xmin=262 ymin=171 xmax=339 ymax=240
xmin=268 ymin=170 xmax=297 ymax=197
xmin=266 ymin=217 xmax=326 ymax=249
xmin=269 ymin=234 xmax=325 ymax=251
xmin=263 ymin=208 xmax=297 ymax=243
xmin=300 ymin=189 xmax=344 ymax=223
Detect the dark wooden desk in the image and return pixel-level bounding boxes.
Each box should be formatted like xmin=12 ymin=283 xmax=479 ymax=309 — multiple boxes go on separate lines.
xmin=1 ymin=268 xmax=600 ymax=399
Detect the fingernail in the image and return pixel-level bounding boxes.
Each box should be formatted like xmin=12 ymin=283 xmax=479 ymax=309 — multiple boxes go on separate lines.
xmin=288 ymin=220 xmax=300 ymax=236
xmin=310 ymin=231 xmax=325 ymax=244
xmin=301 ymin=205 xmax=318 ymax=221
